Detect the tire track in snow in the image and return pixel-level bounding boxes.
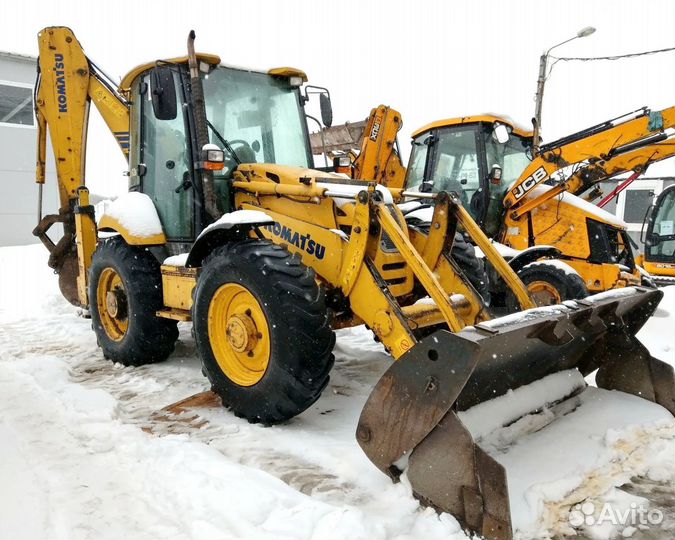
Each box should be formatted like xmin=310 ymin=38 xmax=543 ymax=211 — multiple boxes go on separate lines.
xmin=1 ymin=313 xmax=388 ymax=510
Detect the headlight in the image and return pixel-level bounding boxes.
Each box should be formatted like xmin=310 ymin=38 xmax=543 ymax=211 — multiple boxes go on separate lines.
xmin=201 ymin=143 xmax=225 ymax=170
xmin=206 ymin=149 xmax=224 ymax=162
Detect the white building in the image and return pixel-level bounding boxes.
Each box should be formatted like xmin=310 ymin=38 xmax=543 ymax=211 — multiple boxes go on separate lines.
xmin=0 ymin=51 xmax=59 ymax=246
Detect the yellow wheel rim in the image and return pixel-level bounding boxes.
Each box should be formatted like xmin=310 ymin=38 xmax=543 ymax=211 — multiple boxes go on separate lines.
xmin=207 ymin=283 xmax=270 ymax=386
xmin=96 ymin=267 xmax=129 ymax=341
xmin=527 ymin=280 xmax=562 ymax=306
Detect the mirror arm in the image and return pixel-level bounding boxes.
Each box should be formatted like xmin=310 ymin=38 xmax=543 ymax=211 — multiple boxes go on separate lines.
xmin=306 ymin=114 xmax=328 ymax=168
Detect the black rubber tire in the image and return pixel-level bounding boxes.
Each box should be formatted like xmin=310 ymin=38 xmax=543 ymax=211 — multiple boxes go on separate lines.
xmin=89 ymin=236 xmax=179 ymax=366
xmin=450 ymin=232 xmax=490 ymax=302
xmin=509 ymin=261 xmax=589 ymax=310
xmin=413 ymin=222 xmax=490 ymax=302
xmin=192 ymin=239 xmax=335 ymax=424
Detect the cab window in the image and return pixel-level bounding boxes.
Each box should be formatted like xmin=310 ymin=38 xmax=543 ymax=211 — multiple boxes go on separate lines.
xmin=648 ymin=188 xmax=675 ymax=260
xmin=404 ymin=134 xmax=430 ymax=191
xmin=137 ymin=72 xmax=193 ymax=241
xmin=430 ymin=128 xmax=480 ymax=205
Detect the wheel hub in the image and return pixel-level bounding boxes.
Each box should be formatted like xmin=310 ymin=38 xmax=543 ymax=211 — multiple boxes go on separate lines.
xmin=527 ymin=281 xmax=561 ymax=306
xmin=105 ymin=288 xmax=127 ymax=319
xmin=207 ymin=283 xmax=271 ymax=386
xmin=225 ymin=312 xmax=258 ymax=353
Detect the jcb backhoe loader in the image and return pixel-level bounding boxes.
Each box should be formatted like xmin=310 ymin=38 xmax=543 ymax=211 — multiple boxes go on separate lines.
xmin=340 ymin=105 xmax=674 ymax=305
xmin=638 ymin=184 xmax=675 ymax=285
xmin=34 ymin=27 xmax=674 ymax=540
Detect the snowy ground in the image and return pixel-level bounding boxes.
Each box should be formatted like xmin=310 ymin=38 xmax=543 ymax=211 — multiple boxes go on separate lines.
xmin=1 ymin=244 xmax=674 ymax=540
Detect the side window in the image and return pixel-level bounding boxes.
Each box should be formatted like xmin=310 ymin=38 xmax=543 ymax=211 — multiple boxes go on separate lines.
xmin=404 ymin=134 xmax=430 ymax=191
xmin=140 ymin=71 xmax=193 ymax=240
xmin=0 ymin=82 xmax=34 ymax=127
xmin=649 ymin=189 xmax=675 ymax=258
xmin=432 ymin=129 xmax=480 ymax=196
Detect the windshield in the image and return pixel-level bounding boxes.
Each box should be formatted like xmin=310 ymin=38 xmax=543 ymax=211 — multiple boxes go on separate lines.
xmin=405 ymin=127 xmax=480 ymax=207
xmin=202 ymin=67 xmax=311 ymax=174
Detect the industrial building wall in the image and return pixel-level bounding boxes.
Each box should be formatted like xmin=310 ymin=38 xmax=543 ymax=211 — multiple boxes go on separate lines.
xmin=0 ymin=53 xmax=59 ymax=247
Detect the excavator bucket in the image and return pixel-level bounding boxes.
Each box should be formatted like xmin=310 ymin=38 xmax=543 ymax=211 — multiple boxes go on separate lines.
xmin=56 ymin=250 xmax=81 ymax=307
xmin=357 ymin=287 xmax=675 ymax=539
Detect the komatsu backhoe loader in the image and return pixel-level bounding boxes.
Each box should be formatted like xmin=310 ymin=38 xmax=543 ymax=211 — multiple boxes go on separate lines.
xmin=638 ymin=184 xmax=675 ymax=285
xmin=339 ymin=105 xmax=674 ymax=305
xmin=34 ymin=27 xmax=674 ymax=540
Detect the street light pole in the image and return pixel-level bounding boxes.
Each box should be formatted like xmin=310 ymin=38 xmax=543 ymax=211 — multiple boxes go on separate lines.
xmin=533 ymin=26 xmax=596 ymax=155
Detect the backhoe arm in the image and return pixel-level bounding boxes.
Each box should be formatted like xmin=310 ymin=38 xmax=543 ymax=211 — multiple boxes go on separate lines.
xmin=352 ymin=105 xmax=407 ymax=189
xmin=568 ymin=135 xmax=675 ymax=199
xmin=504 ymin=107 xmax=675 ymax=219
xmin=34 ymin=26 xmax=130 ymax=306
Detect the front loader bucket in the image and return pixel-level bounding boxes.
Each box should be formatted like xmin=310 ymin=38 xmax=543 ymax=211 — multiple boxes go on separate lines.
xmin=357 ymin=287 xmax=675 ymax=539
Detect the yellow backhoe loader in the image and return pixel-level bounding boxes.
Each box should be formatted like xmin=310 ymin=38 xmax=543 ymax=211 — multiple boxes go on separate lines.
xmin=637 ymin=184 xmax=675 ymax=285
xmin=33 ymin=27 xmax=674 ymax=540
xmin=338 ymin=105 xmax=674 ymax=305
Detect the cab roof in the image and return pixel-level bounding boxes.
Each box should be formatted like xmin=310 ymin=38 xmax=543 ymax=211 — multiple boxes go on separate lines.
xmin=119 ymin=54 xmax=307 ymax=93
xmin=411 ymin=114 xmax=534 ymax=139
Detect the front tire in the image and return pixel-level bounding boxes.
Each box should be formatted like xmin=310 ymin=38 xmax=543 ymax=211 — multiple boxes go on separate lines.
xmin=192 ymin=240 xmax=335 ymax=424
xmin=89 ymin=236 xmax=178 ymax=366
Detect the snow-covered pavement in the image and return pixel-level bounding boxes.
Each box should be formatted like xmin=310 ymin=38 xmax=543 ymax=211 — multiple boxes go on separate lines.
xmin=1 ymin=244 xmax=674 ymax=540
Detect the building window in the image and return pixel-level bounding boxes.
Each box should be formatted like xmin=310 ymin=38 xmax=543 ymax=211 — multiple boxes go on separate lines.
xmin=623 ymin=189 xmax=655 ymax=224
xmin=0 ymin=81 xmax=34 ymax=127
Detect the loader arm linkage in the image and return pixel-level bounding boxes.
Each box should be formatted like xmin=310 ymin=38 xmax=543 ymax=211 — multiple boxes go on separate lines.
xmin=234 ymin=174 xmax=535 ymax=358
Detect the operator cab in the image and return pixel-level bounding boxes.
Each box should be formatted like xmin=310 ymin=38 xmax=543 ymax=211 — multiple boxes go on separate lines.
xmin=122 ymin=57 xmax=321 ymax=244
xmin=644 ymin=185 xmax=675 ymax=265
xmin=404 ymin=116 xmax=533 ymax=237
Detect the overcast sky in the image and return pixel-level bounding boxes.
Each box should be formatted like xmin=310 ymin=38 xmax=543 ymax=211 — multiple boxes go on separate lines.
xmin=2 ymin=0 xmax=674 ymax=197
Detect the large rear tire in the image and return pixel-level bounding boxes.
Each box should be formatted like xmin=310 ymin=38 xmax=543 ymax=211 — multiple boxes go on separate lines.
xmin=89 ymin=236 xmax=178 ymax=366
xmin=192 ymin=240 xmax=335 ymax=424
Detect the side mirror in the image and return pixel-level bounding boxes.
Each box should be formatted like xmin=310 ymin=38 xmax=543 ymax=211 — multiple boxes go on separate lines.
xmin=493 ymin=123 xmax=510 ymax=144
xmin=320 ymin=93 xmax=333 ymax=128
xmin=150 ymin=66 xmax=177 ymax=121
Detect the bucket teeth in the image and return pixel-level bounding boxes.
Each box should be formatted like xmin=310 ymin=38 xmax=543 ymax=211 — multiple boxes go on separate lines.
xmin=357 ymin=287 xmax=674 ymax=540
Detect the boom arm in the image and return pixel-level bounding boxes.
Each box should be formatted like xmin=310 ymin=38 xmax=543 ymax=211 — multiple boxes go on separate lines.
xmin=34 ymin=26 xmax=130 ymax=306
xmin=504 ymin=107 xmax=675 ymax=219
xmin=35 ymin=26 xmax=129 ymax=207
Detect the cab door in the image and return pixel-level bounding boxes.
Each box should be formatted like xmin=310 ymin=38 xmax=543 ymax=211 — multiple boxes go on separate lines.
xmin=645 ymin=185 xmax=675 ymax=264
xmin=617 ymin=180 xmax=662 ymax=252
xmin=128 ymin=69 xmax=195 ymax=242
